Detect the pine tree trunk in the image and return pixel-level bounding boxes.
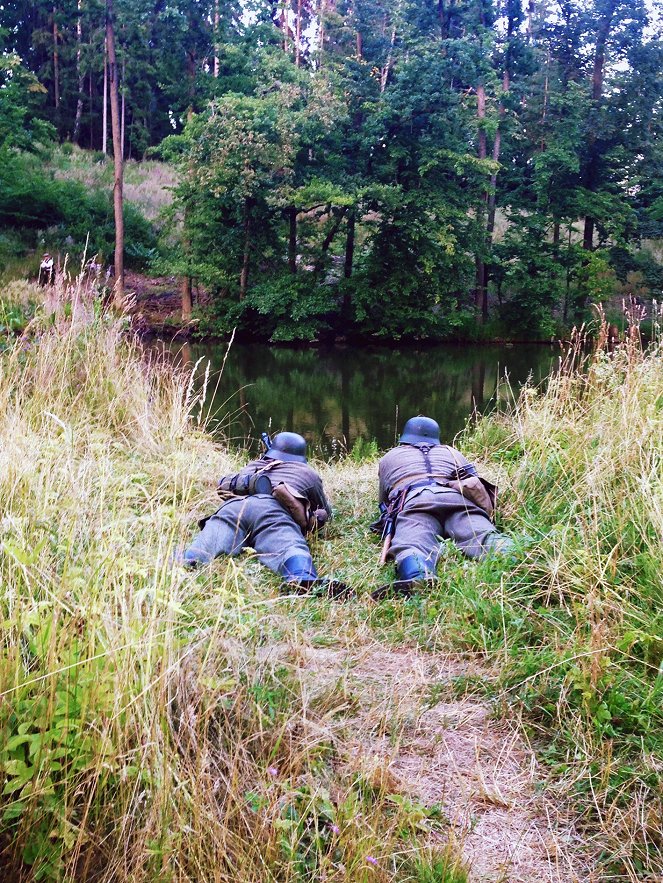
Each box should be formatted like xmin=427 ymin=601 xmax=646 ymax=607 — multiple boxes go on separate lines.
xmin=474 ymin=83 xmax=487 ymax=322
xmin=553 ymin=221 xmax=560 ymax=247
xmin=120 ymin=56 xmax=125 ymax=160
xmin=106 ymin=0 xmax=124 ymax=304
xmin=73 ymin=0 xmax=84 ymax=143
xmin=583 ymin=1 xmax=616 ymax=251
xmin=102 ymin=43 xmax=108 ymax=154
xmin=53 ymin=6 xmax=60 ymax=110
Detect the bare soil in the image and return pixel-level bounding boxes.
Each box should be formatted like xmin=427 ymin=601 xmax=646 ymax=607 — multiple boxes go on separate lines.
xmin=260 ymin=639 xmax=592 ymax=883
xmin=124 ymin=271 xmax=209 ymax=332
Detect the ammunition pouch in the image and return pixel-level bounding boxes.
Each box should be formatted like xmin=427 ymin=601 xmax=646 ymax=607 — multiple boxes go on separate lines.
xmin=446 ymin=464 xmax=497 ymax=520
xmin=272 ymin=482 xmax=316 ymax=535
xmin=217 ymin=464 xmax=276 ymax=502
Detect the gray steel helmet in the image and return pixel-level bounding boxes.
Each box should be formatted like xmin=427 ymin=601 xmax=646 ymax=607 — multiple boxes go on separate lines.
xmin=264 ymin=431 xmax=308 ymax=463
xmin=399 ymin=416 xmax=441 ymax=446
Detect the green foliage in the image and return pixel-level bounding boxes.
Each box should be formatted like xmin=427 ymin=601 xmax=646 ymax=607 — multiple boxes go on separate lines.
xmin=397 ymin=851 xmax=468 ymax=883
xmin=0 ymin=53 xmax=54 ymax=151
xmin=2 ymin=0 xmax=663 ymax=338
xmin=349 ymin=437 xmax=379 ymax=464
xmin=0 ymin=150 xmax=156 ymax=265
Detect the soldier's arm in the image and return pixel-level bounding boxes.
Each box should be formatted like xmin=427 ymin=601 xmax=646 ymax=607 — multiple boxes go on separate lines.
xmin=446 ymin=445 xmax=473 ymax=471
xmin=378 ymin=460 xmax=389 ymax=505
xmin=308 ymin=476 xmax=333 ymax=519
xmin=217 ymin=460 xmax=261 ymax=495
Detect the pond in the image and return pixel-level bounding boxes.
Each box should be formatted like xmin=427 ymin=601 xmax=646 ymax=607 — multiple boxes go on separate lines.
xmin=161 ymin=340 xmax=559 ymax=459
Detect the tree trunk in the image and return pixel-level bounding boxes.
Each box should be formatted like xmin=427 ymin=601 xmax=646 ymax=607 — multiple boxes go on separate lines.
xmin=344 ymin=208 xmax=355 ymax=278
xmin=102 ymin=42 xmax=108 ymax=154
xmin=53 ymin=6 xmax=60 ymax=110
xmin=89 ymin=68 xmax=93 ymax=147
xmin=485 ymin=68 xmax=509 ymax=291
xmin=380 ymin=25 xmax=396 ymax=93
xmin=120 ymin=55 xmax=125 ymax=160
xmin=313 ymin=208 xmax=347 ymax=276
xmin=181 ymin=275 xmax=193 ymax=323
xmin=73 ymin=0 xmax=84 ymax=143
xmin=295 ymin=0 xmax=302 ymax=66
xmin=239 ymin=199 xmax=252 ymax=300
xmin=583 ymin=1 xmax=617 ymax=251
xmin=213 ymin=0 xmax=220 ymax=77
xmin=106 ymin=0 xmax=124 ymax=304
xmin=553 ymin=220 xmax=560 ymax=247
xmin=474 ymin=83 xmax=487 ymax=321
xmin=186 ymin=47 xmax=196 ymax=120
xmin=288 ymin=206 xmax=297 ymax=274
xmin=563 ymin=222 xmax=573 ymax=323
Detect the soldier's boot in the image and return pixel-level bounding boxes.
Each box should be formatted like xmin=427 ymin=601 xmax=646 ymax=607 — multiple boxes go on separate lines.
xmin=179 ymin=547 xmax=214 ymax=568
xmin=280 ymin=555 xmax=352 ymax=600
xmin=371 ymin=554 xmax=433 ymax=601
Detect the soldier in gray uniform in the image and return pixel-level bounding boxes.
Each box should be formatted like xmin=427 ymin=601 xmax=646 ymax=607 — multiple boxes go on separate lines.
xmin=183 ymin=432 xmax=348 ymax=596
xmin=374 ymin=416 xmax=514 ymax=597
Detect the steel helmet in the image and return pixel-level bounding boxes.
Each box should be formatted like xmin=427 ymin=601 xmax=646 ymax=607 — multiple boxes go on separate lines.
xmin=264 ymin=431 xmax=308 ymax=463
xmin=399 ymin=416 xmax=441 ymax=446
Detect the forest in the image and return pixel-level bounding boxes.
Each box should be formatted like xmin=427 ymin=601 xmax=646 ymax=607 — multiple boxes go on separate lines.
xmin=1 ymin=0 xmax=662 ymax=341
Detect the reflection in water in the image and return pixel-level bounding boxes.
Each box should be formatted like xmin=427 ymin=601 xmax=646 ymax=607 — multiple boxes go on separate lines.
xmin=158 ymin=340 xmax=558 ymax=458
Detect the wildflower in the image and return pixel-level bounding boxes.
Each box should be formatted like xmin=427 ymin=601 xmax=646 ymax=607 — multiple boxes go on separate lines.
xmin=267 ymin=766 xmax=278 ymax=777
xmin=366 ymin=855 xmax=378 ymax=866
xmin=331 ymin=824 xmax=340 ymax=835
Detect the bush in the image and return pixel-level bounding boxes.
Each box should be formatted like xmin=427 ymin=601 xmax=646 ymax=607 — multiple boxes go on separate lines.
xmin=0 ymin=149 xmax=156 ymax=267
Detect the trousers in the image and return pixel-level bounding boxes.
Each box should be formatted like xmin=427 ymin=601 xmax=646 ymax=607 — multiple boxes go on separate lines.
xmin=185 ymin=496 xmax=313 ymax=575
xmin=389 ymin=487 xmax=513 ymax=568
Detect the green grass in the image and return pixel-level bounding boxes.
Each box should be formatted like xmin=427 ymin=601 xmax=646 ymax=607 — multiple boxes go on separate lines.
xmin=0 ymin=277 xmax=661 ymax=880
xmin=49 ymin=143 xmax=177 ymax=223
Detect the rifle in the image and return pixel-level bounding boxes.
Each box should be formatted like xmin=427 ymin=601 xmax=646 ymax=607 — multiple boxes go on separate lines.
xmin=376 ymin=488 xmax=408 ymax=566
xmin=378 ymin=503 xmax=393 ymax=566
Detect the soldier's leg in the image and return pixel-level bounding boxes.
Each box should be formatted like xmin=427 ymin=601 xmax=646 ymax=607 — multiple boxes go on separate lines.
xmin=389 ymin=505 xmax=442 ymax=581
xmin=183 ymin=499 xmax=250 ymax=566
xmin=442 ymin=504 xmax=514 ymax=559
xmin=244 ymin=497 xmax=318 ymax=581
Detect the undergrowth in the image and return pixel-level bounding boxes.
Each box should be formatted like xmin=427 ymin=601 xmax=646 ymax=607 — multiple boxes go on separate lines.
xmin=0 ymin=275 xmax=470 ymax=882
xmin=1 ymin=276 xmax=661 ymax=880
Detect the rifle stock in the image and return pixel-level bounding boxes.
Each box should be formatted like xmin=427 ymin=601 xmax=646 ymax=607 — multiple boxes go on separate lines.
xmin=379 ymin=532 xmax=392 ymax=566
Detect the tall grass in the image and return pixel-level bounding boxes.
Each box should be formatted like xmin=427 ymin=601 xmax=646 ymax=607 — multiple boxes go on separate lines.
xmin=50 ymin=144 xmax=177 ymax=222
xmin=1 ymin=275 xmax=661 ymax=880
xmin=477 ymin=310 xmax=663 ymax=879
xmin=0 ymin=277 xmax=468 ymax=882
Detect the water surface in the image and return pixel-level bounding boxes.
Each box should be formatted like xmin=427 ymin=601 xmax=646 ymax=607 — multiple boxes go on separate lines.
xmin=163 ymin=341 xmax=558 ymax=458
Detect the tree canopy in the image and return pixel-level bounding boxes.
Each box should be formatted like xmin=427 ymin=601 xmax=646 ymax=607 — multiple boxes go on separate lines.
xmin=2 ymin=0 xmax=662 ymax=340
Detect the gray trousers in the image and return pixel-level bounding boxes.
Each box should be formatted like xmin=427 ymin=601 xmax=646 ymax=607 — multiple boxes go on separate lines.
xmin=390 ymin=487 xmax=513 ymax=568
xmin=185 ymin=496 xmax=312 ymax=575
